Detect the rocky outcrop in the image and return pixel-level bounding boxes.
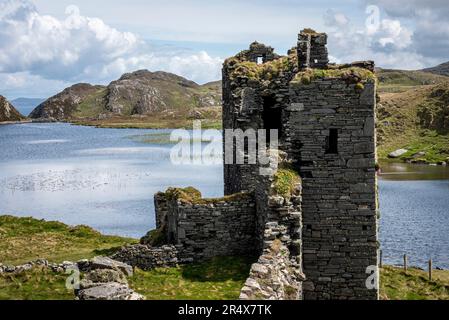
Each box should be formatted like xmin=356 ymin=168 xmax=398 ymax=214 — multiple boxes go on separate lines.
xmin=388 ymin=149 xmax=408 ymax=158
xmin=77 ymin=282 xmax=144 ymax=301
xmin=0 ymin=257 xmax=144 ymax=300
xmin=0 ymin=95 xmax=25 ymax=122
xmin=29 ymin=70 xmax=222 ymax=121
xmin=76 ymin=258 xmax=145 ymax=301
xmin=78 ymin=256 xmax=134 ymax=277
xmin=30 ymin=83 xmax=106 ymax=121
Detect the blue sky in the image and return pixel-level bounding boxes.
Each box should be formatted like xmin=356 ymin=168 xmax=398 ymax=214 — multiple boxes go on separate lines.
xmin=1 ymin=0 xmax=448 ymax=99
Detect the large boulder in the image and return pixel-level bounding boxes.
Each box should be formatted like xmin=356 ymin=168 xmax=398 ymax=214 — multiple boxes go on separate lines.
xmin=85 ymin=256 xmax=134 ymax=277
xmin=83 ymin=269 xmax=128 ymax=286
xmin=77 ymin=282 xmax=144 ymax=301
xmin=388 ymin=149 xmax=408 ymax=158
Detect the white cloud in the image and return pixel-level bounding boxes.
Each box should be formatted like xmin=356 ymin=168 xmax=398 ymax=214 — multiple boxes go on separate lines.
xmin=0 ymin=0 xmax=224 ymax=99
xmin=324 ymin=9 xmax=431 ymax=70
xmin=364 ymin=0 xmax=449 ymax=60
xmin=324 ymin=9 xmax=349 ymax=28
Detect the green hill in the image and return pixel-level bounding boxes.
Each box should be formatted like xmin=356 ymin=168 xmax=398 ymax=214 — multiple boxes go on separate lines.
xmin=30 ymin=70 xmax=222 ymax=129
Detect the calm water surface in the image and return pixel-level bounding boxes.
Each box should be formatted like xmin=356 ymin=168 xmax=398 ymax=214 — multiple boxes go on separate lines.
xmin=0 ymin=123 xmax=222 ymax=238
xmin=1 ymin=123 xmax=448 ymax=268
xmin=379 ymin=162 xmax=449 ymax=269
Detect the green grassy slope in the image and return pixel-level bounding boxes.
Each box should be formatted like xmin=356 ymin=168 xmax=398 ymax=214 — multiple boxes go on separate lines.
xmin=376 ymin=69 xmax=449 ymax=163
xmin=0 ymin=215 xmax=136 ymax=265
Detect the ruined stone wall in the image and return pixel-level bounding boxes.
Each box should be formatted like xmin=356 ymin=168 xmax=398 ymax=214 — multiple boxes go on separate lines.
xmin=287 ymin=77 xmax=378 ymax=300
xmin=156 ymin=190 xmax=258 ymax=262
xmin=298 ymin=30 xmax=329 ymax=69
xmin=222 ymin=49 xmax=298 ymax=196
xmin=240 ymin=240 xmax=303 ymax=300
xmin=241 ymin=159 xmax=304 ymax=300
xmin=111 ymin=245 xmax=178 ymax=271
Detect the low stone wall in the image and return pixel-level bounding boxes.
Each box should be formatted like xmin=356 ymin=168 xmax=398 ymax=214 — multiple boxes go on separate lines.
xmin=156 ymin=188 xmax=257 ymax=262
xmin=0 ymin=259 xmax=77 ymax=274
xmin=110 ymin=245 xmax=178 ymax=270
xmin=240 ymin=240 xmax=304 ymax=300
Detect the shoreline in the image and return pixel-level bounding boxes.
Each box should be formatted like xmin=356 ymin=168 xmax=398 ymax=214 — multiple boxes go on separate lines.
xmin=0 ymin=120 xmax=32 ymax=126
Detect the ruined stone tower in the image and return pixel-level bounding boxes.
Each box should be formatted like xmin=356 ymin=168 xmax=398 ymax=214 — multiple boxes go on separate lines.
xmin=222 ymin=29 xmax=379 ymax=300
xmin=142 ymin=29 xmax=379 ymax=300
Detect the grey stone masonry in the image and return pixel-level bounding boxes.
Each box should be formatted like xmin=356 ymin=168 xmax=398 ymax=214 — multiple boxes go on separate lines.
xmin=298 ymin=29 xmax=329 ymax=69
xmin=221 ymin=29 xmax=379 ymax=300
xmin=240 ymin=240 xmax=304 ymax=300
xmin=288 ymin=78 xmax=378 ymax=300
xmin=156 ymin=189 xmax=258 ymax=262
xmin=235 ymin=41 xmax=280 ymax=64
xmin=111 ymin=245 xmax=178 ymax=270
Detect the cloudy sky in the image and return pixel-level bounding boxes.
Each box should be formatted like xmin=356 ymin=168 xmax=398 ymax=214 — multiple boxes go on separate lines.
xmin=1 ymin=0 xmax=448 ymax=99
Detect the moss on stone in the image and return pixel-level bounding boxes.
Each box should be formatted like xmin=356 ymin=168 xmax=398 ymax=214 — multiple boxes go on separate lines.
xmin=292 ymin=67 xmax=376 ymax=85
xmin=226 ymin=53 xmax=297 ymax=82
xmin=301 ymin=28 xmax=322 ymax=36
xmin=273 ymin=169 xmax=301 ymax=198
xmin=164 ymin=187 xmax=203 ymax=203
xmin=355 ymin=82 xmax=365 ymax=92
xmin=163 ymin=187 xmax=251 ymax=205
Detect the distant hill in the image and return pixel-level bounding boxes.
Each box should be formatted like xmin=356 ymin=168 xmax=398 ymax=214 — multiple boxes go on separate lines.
xmin=11 ymin=98 xmax=45 ymax=117
xmin=376 ymin=79 xmax=449 ymax=163
xmin=422 ymin=61 xmax=449 ymax=77
xmin=0 ymin=95 xmax=26 ymax=122
xmin=30 ymin=70 xmax=222 ymax=128
xmin=376 ymin=68 xmax=449 ymax=93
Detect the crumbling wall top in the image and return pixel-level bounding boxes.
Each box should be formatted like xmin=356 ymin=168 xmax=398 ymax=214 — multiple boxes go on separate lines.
xmin=234 ymin=41 xmax=281 ymax=64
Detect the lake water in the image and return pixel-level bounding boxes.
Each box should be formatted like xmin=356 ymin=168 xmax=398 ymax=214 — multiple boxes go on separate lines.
xmin=0 ymin=123 xmax=223 ymax=238
xmin=1 ymin=123 xmax=448 ymax=268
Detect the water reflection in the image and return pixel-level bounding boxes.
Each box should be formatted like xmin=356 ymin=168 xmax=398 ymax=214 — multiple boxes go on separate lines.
xmin=379 ymin=161 xmax=449 ymax=181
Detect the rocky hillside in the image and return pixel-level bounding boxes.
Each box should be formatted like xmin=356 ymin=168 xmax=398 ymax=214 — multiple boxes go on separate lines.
xmin=376 ymin=68 xmax=449 ymax=163
xmin=30 ymin=83 xmax=107 ymax=120
xmin=30 ymin=70 xmax=222 ymax=124
xmin=422 ymin=61 xmax=449 ymax=77
xmin=0 ymin=95 xmax=26 ymax=122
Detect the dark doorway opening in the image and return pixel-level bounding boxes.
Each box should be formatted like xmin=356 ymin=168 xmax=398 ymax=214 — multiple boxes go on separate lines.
xmin=262 ymin=95 xmax=282 ymax=143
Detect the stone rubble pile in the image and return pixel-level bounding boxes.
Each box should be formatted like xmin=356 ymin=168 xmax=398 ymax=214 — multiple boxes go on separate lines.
xmin=75 ymin=256 xmax=144 ymax=300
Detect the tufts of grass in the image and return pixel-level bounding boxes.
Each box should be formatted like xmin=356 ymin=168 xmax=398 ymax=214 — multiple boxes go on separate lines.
xmin=381 ymin=266 xmax=449 ymax=300
xmin=161 ymin=187 xmax=251 ymax=205
xmin=293 ymin=67 xmax=376 ymax=86
xmin=273 ymin=168 xmax=301 ymax=198
xmin=0 ymin=267 xmax=75 ymax=300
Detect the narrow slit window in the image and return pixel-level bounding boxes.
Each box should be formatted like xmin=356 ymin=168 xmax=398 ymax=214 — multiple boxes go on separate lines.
xmin=326 ymin=129 xmax=339 ymax=154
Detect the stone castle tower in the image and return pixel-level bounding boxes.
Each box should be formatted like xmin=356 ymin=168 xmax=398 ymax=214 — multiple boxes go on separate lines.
xmin=134 ymin=29 xmax=379 ymax=300
xmin=221 ymin=29 xmax=379 ymax=300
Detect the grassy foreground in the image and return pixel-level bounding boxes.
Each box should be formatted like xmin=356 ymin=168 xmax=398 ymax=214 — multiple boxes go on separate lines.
xmin=1 ymin=216 xmax=449 ymax=300
xmin=0 ymin=215 xmax=137 ymax=265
